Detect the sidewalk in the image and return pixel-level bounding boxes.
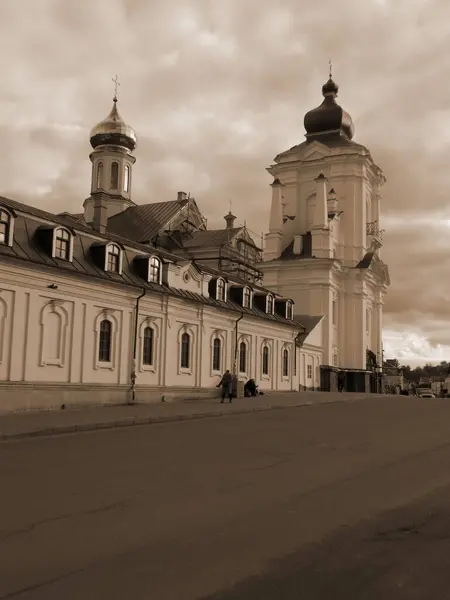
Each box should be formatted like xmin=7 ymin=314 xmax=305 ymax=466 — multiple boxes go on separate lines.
xmin=0 ymin=391 xmax=381 ymax=441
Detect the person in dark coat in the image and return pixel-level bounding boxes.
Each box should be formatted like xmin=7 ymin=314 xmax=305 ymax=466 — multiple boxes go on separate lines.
xmin=217 ymin=370 xmax=233 ymax=403
xmin=337 ymin=371 xmax=345 ymax=393
xmin=244 ymin=378 xmax=258 ymax=397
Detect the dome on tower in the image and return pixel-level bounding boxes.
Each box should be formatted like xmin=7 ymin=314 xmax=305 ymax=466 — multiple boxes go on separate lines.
xmin=304 ymin=76 xmax=354 ymax=141
xmin=90 ymin=97 xmax=137 ymax=152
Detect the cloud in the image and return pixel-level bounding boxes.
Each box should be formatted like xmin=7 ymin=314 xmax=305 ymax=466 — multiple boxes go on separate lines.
xmin=0 ymin=0 xmax=449 ymax=365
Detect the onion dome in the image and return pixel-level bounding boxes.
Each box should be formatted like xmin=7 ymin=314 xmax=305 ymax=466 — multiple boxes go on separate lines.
xmin=90 ymin=97 xmax=137 ymax=151
xmin=304 ymin=76 xmax=354 ymax=140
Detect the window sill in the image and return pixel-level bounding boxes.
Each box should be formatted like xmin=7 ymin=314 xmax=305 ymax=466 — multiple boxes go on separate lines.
xmin=261 ymin=373 xmax=270 ymax=380
xmin=96 ymin=361 xmax=115 ymax=371
xmin=179 ymin=368 xmax=192 ymax=375
xmin=141 ymin=364 xmax=156 ymax=373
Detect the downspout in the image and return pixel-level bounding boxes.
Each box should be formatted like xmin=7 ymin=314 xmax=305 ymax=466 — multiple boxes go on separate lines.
xmin=130 ymin=287 xmax=146 ymax=404
xmin=233 ymin=313 xmax=244 ymax=376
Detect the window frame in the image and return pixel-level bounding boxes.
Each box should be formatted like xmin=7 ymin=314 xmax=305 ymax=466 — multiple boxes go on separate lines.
xmin=105 ymin=243 xmax=122 ymax=274
xmin=52 ymin=227 xmax=73 ymax=261
xmin=142 ymin=326 xmax=154 ymax=366
xmin=0 ymin=207 xmax=14 ymax=247
xmin=282 ymin=348 xmax=289 ymax=378
xmin=124 ymin=164 xmax=130 ymax=193
xmin=285 ymin=300 xmax=293 ymax=320
xmin=212 ymin=337 xmax=221 ymax=372
xmin=262 ymin=344 xmax=270 ymax=377
xmin=110 ymin=161 xmax=119 ymax=190
xmin=266 ymin=294 xmax=274 ymax=315
xmin=239 ymin=340 xmax=247 ymax=374
xmin=98 ymin=319 xmax=112 ymax=363
xmin=242 ymin=286 xmax=252 ymax=309
xmin=180 ymin=331 xmax=191 ymax=371
xmin=148 ymin=255 xmax=162 ymax=284
xmin=96 ymin=162 xmax=103 ymax=190
xmin=216 ymin=278 xmax=227 ymax=302
xmin=307 ymin=364 xmax=313 ymax=380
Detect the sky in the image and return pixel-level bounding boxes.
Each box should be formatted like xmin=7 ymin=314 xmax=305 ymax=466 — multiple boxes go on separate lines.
xmin=0 ymin=0 xmax=449 ymax=367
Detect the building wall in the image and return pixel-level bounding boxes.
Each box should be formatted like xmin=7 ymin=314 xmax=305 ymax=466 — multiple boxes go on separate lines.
xmin=0 ymin=263 xmax=300 ymax=412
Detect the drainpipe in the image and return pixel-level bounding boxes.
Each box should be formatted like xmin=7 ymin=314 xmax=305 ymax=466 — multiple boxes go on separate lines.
xmin=130 ymin=288 xmax=146 ymax=404
xmin=233 ymin=313 xmax=244 ymax=376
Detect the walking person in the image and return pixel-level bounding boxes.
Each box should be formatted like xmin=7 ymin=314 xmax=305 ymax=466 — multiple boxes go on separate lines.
xmin=217 ymin=370 xmax=233 ymax=403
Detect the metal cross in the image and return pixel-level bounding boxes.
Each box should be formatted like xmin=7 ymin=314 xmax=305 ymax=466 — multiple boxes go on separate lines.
xmin=229 ymin=200 xmax=232 ymax=213
xmin=329 ymin=58 xmax=333 ymax=79
xmin=112 ymin=75 xmax=120 ymax=101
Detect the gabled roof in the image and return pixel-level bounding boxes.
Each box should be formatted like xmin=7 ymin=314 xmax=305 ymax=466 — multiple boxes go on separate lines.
xmin=107 ymin=199 xmax=188 ymax=242
xmin=294 ymin=314 xmax=323 ymax=345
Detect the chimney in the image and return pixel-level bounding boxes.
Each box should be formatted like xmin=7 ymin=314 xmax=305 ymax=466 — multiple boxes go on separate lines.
xmin=313 ymin=173 xmax=328 ymax=229
xmin=224 ymin=211 xmax=237 ymax=230
xmin=177 ymin=191 xmax=188 ymax=201
xmin=91 ymin=191 xmax=108 ymax=234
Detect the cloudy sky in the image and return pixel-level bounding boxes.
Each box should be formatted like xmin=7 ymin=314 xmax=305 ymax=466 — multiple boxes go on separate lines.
xmin=0 ymin=0 xmax=449 ymax=366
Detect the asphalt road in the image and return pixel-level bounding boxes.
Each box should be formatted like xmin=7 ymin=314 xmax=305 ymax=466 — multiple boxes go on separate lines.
xmin=2 ymin=396 xmax=450 ymax=599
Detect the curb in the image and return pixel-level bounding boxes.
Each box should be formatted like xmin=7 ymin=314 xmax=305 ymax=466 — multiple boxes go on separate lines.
xmin=0 ymin=395 xmax=367 ymax=442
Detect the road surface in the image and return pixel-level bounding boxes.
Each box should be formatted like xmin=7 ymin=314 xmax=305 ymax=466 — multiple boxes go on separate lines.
xmin=2 ymin=396 xmax=450 ymax=599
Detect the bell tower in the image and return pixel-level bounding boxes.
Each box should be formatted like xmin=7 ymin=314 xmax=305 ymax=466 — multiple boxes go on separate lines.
xmin=84 ymin=76 xmax=137 ymax=228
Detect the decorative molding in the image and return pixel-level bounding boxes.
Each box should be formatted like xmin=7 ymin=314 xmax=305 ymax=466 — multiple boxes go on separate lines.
xmin=39 ymin=302 xmax=69 ymax=368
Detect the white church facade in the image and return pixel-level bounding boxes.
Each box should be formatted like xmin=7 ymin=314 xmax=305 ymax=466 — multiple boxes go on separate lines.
xmin=261 ymin=73 xmax=390 ymax=391
xmin=0 ymin=90 xmax=326 ymax=412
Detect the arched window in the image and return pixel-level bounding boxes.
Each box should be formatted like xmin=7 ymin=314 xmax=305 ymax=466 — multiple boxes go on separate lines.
xmin=54 ymin=228 xmax=71 ymax=260
xmin=98 ymin=319 xmax=112 ymax=362
xmin=96 ymin=162 xmax=103 ymax=190
xmin=216 ymin=278 xmax=226 ymax=301
xmin=143 ymin=326 xmax=154 ymax=366
xmin=262 ymin=345 xmax=269 ymax=375
xmin=239 ymin=341 xmax=247 ymax=373
xmin=266 ymin=295 xmax=274 ymax=315
xmin=243 ymin=287 xmax=252 ymax=308
xmin=148 ymin=256 xmax=161 ymax=283
xmin=180 ymin=332 xmax=190 ymax=369
xmin=282 ymin=348 xmax=289 ymax=377
xmin=110 ymin=162 xmax=119 ymax=190
xmin=106 ymin=244 xmax=121 ymax=273
xmin=0 ymin=208 xmax=12 ymax=245
xmin=124 ymin=165 xmax=130 ymax=193
xmin=212 ymin=338 xmax=221 ymax=371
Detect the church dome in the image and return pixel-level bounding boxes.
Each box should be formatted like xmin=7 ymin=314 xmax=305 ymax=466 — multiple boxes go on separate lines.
xmin=304 ymin=77 xmax=354 ymax=140
xmin=90 ymin=97 xmax=137 ymax=152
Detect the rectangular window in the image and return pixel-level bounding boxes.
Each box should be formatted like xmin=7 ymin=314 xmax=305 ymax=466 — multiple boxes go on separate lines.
xmin=99 ymin=320 xmax=112 ymax=362
xmin=107 ymin=246 xmax=120 ymax=273
xmin=307 ymin=364 xmax=312 ymax=379
xmin=54 ymin=229 xmax=70 ymax=260
xmin=262 ymin=346 xmax=269 ymax=375
xmin=212 ymin=338 xmax=221 ymax=371
xmin=282 ymin=349 xmax=289 ymax=377
xmin=180 ymin=333 xmax=190 ymax=369
xmin=239 ymin=342 xmax=247 ymax=373
xmin=143 ymin=327 xmax=154 ymax=366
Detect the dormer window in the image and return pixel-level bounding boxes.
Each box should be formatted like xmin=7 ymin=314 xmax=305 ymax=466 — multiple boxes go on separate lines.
xmin=286 ymin=300 xmax=293 ymax=320
xmin=148 ymin=256 xmax=162 ymax=283
xmin=216 ymin=278 xmax=226 ymax=301
xmin=243 ymin=286 xmax=252 ymax=309
xmin=53 ymin=228 xmax=72 ymax=261
xmin=106 ymin=243 xmax=121 ymax=273
xmin=266 ymin=294 xmax=274 ymax=315
xmin=0 ymin=208 xmax=13 ymax=246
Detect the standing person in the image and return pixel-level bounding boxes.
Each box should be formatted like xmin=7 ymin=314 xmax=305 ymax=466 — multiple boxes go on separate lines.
xmin=337 ymin=371 xmax=345 ymax=393
xmin=217 ymin=370 xmax=233 ymax=403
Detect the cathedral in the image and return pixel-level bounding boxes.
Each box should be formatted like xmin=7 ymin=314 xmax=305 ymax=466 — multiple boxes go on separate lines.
xmin=0 ymin=71 xmax=388 ymax=412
